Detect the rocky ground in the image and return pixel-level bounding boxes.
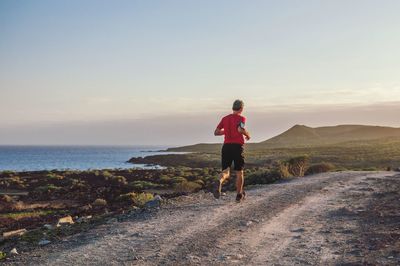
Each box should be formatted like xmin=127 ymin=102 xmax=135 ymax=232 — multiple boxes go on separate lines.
xmin=4 ymin=171 xmax=400 ymax=265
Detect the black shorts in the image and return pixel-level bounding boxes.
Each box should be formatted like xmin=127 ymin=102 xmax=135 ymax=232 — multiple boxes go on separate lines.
xmin=221 ymin=143 xmax=245 ymax=171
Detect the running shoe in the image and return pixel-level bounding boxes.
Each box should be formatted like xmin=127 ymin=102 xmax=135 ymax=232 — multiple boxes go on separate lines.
xmin=235 ymin=191 xmax=246 ymax=202
xmin=212 ymin=180 xmax=222 ymax=199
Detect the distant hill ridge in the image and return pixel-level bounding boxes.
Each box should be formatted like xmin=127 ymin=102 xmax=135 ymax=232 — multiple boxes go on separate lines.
xmin=167 ymin=124 xmax=400 ymax=152
xmin=260 ymin=124 xmax=400 ymax=148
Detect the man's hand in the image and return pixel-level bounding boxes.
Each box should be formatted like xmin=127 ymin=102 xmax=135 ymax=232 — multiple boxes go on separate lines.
xmin=245 ymin=134 xmax=251 ymax=141
xmin=214 ymin=128 xmax=224 ymax=136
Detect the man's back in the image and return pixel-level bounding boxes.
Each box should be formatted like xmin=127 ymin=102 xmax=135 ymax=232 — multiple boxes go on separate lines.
xmin=217 ymin=113 xmax=246 ymax=145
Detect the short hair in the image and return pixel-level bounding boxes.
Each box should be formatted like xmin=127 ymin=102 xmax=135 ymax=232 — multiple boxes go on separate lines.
xmin=232 ymin=99 xmax=244 ymax=111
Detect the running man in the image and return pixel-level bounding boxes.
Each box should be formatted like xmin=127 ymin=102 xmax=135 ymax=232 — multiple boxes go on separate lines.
xmin=213 ymin=99 xmax=251 ymax=202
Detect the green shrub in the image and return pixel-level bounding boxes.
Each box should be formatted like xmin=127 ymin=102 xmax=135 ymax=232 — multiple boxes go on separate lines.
xmin=305 ymin=163 xmax=335 ymax=175
xmin=0 ymin=170 xmax=15 ymax=176
xmin=69 ymin=179 xmax=88 ymax=190
xmin=117 ymin=192 xmax=153 ymax=207
xmin=45 ymin=173 xmax=64 ymax=180
xmin=194 ymin=179 xmax=205 ymax=186
xmin=93 ymin=198 xmax=107 ymax=207
xmin=34 ymin=184 xmax=62 ymax=194
xmin=246 ymin=169 xmax=281 ymax=185
xmin=133 ymin=192 xmax=153 ymax=207
xmin=117 ymin=192 xmax=137 ymax=204
xmin=0 ymin=251 xmax=6 ymax=260
xmin=171 ymin=176 xmax=187 ymax=183
xmin=105 ymin=175 xmax=127 ymax=186
xmin=129 ymin=181 xmax=158 ymax=190
xmin=159 ymin=175 xmax=172 ymax=183
xmin=2 ymin=176 xmax=26 ymax=189
xmin=101 ymin=170 xmax=113 ymax=178
xmin=362 ymin=167 xmax=380 ymax=171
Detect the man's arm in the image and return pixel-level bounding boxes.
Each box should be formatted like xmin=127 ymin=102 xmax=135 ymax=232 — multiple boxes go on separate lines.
xmin=238 ymin=126 xmax=251 ymax=141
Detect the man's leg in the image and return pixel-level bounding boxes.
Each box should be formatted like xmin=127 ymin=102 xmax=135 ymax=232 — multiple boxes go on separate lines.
xmin=235 ymin=170 xmax=244 ymax=194
xmin=213 ymin=168 xmax=229 ymax=198
xmin=219 ymin=168 xmax=230 ymax=186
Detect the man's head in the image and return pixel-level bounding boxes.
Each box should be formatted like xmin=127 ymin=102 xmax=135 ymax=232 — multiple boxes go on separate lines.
xmin=232 ymin=99 xmax=244 ymax=112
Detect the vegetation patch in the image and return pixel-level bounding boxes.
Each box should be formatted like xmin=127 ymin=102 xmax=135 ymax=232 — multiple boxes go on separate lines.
xmin=0 ymin=210 xmax=56 ymax=220
xmin=305 ymin=162 xmax=335 ymax=175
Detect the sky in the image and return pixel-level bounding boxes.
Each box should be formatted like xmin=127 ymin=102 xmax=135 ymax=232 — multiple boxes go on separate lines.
xmin=0 ymin=0 xmax=399 ymax=146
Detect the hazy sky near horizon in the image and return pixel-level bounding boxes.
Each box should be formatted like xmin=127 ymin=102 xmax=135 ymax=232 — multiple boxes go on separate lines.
xmin=1 ymin=0 xmax=399 ymax=145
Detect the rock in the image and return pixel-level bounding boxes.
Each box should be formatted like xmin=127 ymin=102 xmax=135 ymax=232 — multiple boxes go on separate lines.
xmin=38 ymin=239 xmax=51 ymax=246
xmin=145 ymin=196 xmax=162 ymax=209
xmin=10 ymin=248 xmax=18 ymax=255
xmin=3 ymin=229 xmax=27 ymax=239
xmin=76 ymin=215 xmax=92 ymax=223
xmin=78 ymin=204 xmax=92 ymax=212
xmin=107 ymin=218 xmax=118 ymax=224
xmin=187 ymin=255 xmax=201 ymax=262
xmin=290 ymin=227 xmax=305 ymax=233
xmin=239 ymin=220 xmax=253 ymax=227
xmin=56 ymin=215 xmax=74 ymax=227
xmin=219 ymin=254 xmax=230 ymax=261
xmin=235 ymin=254 xmax=244 ymax=259
xmin=43 ymin=224 xmax=53 ymax=230
xmin=154 ymin=195 xmax=162 ymax=200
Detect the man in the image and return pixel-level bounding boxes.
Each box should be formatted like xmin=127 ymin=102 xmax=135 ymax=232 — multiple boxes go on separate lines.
xmin=213 ymin=99 xmax=251 ymax=202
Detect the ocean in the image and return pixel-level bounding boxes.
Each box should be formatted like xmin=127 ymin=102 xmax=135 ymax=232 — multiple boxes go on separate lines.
xmin=0 ymin=145 xmax=176 ymax=172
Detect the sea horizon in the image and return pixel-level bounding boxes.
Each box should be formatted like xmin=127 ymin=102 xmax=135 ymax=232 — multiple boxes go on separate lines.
xmin=0 ymin=145 xmax=181 ymax=172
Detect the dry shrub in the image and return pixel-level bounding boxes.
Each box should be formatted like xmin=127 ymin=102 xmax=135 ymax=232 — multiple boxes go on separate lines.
xmin=288 ymin=156 xmax=310 ymax=177
xmin=174 ymin=181 xmax=202 ymax=193
xmin=305 ymin=162 xmax=335 ymax=175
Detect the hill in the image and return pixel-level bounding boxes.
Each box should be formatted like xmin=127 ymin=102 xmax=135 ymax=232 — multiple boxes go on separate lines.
xmin=167 ymin=124 xmax=400 ymax=152
xmin=259 ymin=124 xmax=400 ymax=148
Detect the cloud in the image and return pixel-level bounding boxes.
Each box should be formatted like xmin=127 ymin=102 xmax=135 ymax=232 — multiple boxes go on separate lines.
xmin=247 ymin=85 xmax=400 ymax=110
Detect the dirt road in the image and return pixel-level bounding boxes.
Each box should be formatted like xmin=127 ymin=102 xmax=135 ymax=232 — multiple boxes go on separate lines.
xmin=7 ymin=171 xmax=400 ymax=265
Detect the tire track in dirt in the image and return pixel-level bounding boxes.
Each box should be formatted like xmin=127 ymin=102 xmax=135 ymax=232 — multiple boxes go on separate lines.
xmin=156 ymin=172 xmax=374 ymax=265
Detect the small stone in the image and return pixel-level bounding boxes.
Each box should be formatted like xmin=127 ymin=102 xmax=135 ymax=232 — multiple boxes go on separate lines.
xmin=219 ymin=254 xmax=230 ymax=261
xmin=3 ymin=229 xmax=27 ymax=239
xmin=56 ymin=216 xmax=74 ymax=227
xmin=145 ymin=196 xmax=162 ymax=208
xmin=240 ymin=220 xmax=253 ymax=227
xmin=187 ymin=255 xmax=200 ymax=261
xmin=10 ymin=248 xmax=18 ymax=255
xmin=290 ymin=227 xmax=305 ymax=233
xmin=76 ymin=215 xmax=92 ymax=223
xmin=43 ymin=224 xmax=53 ymax=230
xmin=107 ymin=218 xmax=118 ymax=224
xmin=154 ymin=195 xmax=162 ymax=201
xmin=38 ymin=239 xmax=51 ymax=246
